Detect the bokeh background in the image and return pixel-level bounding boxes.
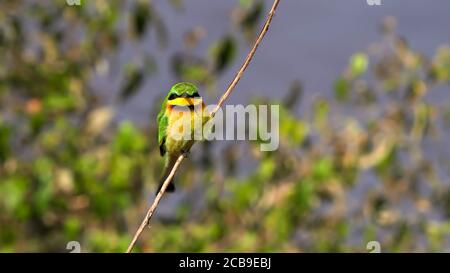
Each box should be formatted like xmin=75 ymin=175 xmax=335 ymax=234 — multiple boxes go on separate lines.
xmin=1 ymin=0 xmax=450 ymax=252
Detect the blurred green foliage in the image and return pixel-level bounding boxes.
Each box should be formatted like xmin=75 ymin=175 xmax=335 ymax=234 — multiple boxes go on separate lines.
xmin=1 ymin=2 xmax=450 ymax=253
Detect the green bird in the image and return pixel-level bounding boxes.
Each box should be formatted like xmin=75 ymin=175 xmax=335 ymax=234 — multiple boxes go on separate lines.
xmin=156 ymin=82 xmax=206 ymax=194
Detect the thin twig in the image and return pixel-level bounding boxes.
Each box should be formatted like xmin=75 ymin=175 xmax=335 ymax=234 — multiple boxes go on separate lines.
xmin=126 ymin=154 xmax=185 ymax=253
xmin=126 ymin=0 xmax=280 ymax=253
xmin=211 ymin=0 xmax=280 ymax=117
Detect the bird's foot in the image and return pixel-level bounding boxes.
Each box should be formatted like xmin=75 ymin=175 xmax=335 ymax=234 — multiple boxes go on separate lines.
xmin=181 ymin=150 xmax=190 ymax=158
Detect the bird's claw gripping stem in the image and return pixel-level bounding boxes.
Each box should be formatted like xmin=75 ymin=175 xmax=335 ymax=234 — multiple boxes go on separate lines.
xmin=181 ymin=150 xmax=190 ymax=158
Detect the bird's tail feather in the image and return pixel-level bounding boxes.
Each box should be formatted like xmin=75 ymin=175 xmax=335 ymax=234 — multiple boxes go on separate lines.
xmin=156 ymin=156 xmax=177 ymax=195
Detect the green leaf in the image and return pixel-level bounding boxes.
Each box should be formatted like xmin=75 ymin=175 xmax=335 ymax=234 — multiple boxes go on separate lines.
xmin=349 ymin=53 xmax=369 ymax=77
xmin=0 ymin=119 xmax=11 ymax=162
xmin=334 ymin=76 xmax=349 ymax=101
xmin=208 ymin=35 xmax=237 ymax=73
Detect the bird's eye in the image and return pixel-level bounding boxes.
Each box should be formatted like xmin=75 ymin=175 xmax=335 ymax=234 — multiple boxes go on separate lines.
xmin=168 ymin=93 xmax=177 ymax=100
xmin=192 ymin=92 xmax=200 ymax=98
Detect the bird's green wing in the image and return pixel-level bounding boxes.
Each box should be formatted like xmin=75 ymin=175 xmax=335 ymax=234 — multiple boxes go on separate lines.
xmin=157 ymin=107 xmax=168 ymax=157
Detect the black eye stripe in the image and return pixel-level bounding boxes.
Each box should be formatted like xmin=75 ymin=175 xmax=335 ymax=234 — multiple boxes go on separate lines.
xmin=168 ymin=92 xmax=200 ymax=100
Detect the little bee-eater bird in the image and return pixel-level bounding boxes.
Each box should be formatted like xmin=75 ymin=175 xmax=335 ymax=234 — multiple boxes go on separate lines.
xmin=156 ymin=82 xmax=206 ymax=193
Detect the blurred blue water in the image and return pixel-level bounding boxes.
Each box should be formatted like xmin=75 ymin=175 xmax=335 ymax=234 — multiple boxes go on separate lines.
xmin=94 ymin=0 xmax=450 ymax=123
